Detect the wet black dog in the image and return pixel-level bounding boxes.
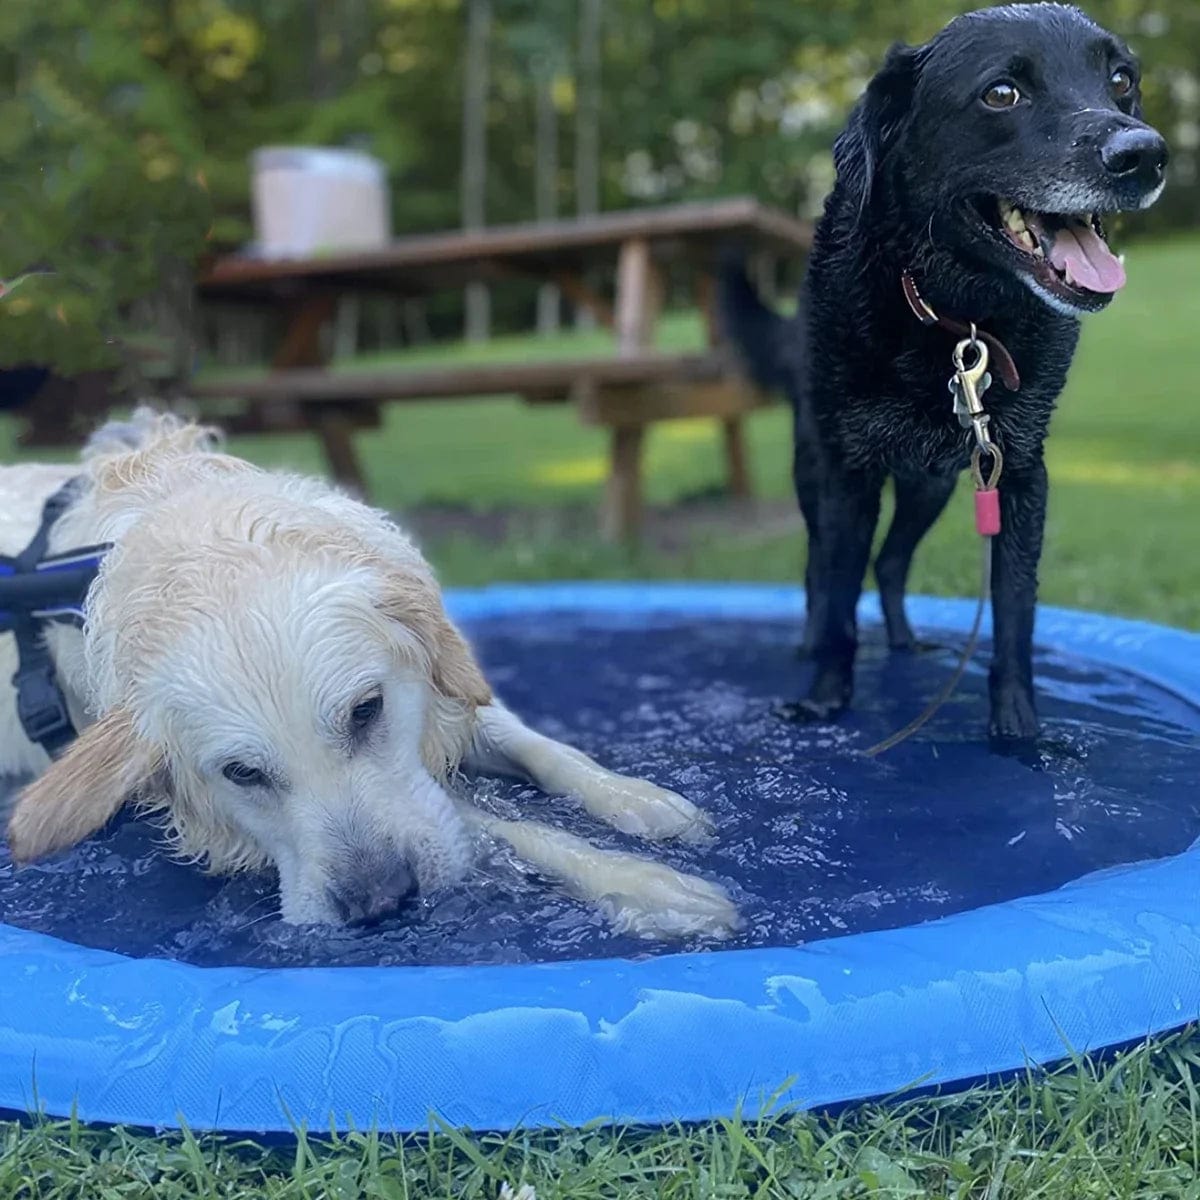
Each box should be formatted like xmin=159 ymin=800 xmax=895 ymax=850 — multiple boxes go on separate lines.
xmin=722 ymin=3 xmax=1167 ymax=742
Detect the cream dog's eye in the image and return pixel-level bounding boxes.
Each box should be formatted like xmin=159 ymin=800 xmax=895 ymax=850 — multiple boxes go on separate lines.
xmin=350 ymin=694 xmax=383 ymax=733
xmin=222 ymin=762 xmax=269 ymax=789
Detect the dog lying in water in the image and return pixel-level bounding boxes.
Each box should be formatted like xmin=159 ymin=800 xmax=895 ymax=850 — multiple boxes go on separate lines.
xmin=722 ymin=3 xmax=1167 ymax=742
xmin=2 ymin=410 xmax=737 ymax=938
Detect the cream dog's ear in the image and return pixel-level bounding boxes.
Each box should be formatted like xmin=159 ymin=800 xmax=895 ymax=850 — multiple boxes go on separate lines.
xmin=7 ymin=707 xmax=163 ymax=863
xmin=377 ymin=574 xmax=492 ymax=708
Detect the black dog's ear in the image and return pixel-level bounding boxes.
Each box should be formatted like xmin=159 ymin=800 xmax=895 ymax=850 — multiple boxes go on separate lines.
xmin=834 ymin=42 xmax=924 ymax=221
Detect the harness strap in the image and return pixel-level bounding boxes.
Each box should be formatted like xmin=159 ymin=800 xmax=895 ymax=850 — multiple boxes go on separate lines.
xmin=901 ymin=270 xmax=1022 ymax=392
xmin=1 ymin=478 xmax=110 ymax=757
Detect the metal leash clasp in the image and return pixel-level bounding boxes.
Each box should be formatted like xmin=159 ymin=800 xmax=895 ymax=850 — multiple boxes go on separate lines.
xmin=949 ymin=325 xmax=992 ymax=433
xmin=948 ymin=326 xmax=1005 ymax=537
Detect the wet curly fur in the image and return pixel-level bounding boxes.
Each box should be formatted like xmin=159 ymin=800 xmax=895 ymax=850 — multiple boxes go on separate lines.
xmin=2 ymin=410 xmax=738 ymax=940
xmin=722 ymin=4 xmax=1167 ymax=742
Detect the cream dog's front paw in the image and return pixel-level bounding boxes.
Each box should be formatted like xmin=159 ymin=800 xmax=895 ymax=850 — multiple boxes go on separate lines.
xmin=601 ymin=861 xmax=741 ymax=941
xmin=572 ymin=767 xmax=715 ymax=844
xmin=476 ymin=813 xmax=738 ymax=940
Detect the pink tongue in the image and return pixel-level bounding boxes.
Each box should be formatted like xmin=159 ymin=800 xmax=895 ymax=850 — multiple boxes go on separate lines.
xmin=1048 ymin=224 xmax=1126 ymax=293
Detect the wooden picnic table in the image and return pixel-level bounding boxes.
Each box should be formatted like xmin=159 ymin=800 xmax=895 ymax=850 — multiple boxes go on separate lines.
xmin=193 ymin=196 xmax=813 ymax=539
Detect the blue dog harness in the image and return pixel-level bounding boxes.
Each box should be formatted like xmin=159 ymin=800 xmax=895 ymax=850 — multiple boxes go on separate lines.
xmin=0 ymin=478 xmax=110 ymax=756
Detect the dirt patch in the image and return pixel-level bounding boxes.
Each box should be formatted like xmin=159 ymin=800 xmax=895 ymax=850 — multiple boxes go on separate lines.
xmin=401 ymin=495 xmax=802 ymax=552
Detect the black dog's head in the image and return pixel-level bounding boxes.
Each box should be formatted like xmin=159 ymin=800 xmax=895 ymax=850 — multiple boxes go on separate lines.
xmin=836 ymin=3 xmax=1168 ymax=316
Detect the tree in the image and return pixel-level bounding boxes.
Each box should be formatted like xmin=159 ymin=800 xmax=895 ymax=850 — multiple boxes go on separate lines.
xmin=504 ymin=2 xmax=573 ymax=335
xmin=461 ymin=0 xmax=491 ymax=342
xmin=0 ymin=0 xmax=212 ymax=379
xmin=574 ymin=0 xmax=603 ymax=330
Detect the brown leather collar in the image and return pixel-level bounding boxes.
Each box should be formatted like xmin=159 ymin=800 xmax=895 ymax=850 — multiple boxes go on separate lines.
xmin=901 ymin=270 xmax=1021 ymax=392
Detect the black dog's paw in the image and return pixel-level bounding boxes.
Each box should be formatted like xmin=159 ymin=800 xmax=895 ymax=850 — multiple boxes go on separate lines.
xmin=778 ymin=669 xmax=853 ymax=724
xmin=776 ymin=697 xmax=848 ymax=724
xmin=889 ymin=634 xmax=947 ymax=655
xmin=988 ymin=685 xmax=1040 ymax=745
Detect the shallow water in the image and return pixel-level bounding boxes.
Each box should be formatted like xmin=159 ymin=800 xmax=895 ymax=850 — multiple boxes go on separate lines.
xmin=2 ymin=612 xmax=1199 ymax=968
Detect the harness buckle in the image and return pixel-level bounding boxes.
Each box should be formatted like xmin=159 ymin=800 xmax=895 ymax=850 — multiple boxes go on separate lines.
xmin=12 ymin=662 xmax=75 ymax=755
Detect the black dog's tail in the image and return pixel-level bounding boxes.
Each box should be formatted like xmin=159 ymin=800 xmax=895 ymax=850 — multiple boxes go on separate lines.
xmin=716 ymin=252 xmax=795 ymax=396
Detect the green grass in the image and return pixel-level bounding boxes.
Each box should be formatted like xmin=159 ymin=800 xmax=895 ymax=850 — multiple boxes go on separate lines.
xmin=6 ymin=1032 xmax=1200 ymax=1197
xmin=204 ymin=234 xmax=1200 ymax=626
xmin=3 ymin=237 xmax=1200 ymax=1194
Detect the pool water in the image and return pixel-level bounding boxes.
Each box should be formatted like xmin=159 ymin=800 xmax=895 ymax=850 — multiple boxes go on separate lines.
xmin=2 ymin=611 xmax=1198 ymax=968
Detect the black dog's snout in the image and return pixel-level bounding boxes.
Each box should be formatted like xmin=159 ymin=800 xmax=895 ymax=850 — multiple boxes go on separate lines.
xmin=327 ymin=861 xmax=416 ymax=925
xmin=1100 ymin=126 xmax=1168 ymax=187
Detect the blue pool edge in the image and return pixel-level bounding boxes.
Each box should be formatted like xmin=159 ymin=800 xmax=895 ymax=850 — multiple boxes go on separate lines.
xmin=0 ymin=583 xmax=1196 ymax=1134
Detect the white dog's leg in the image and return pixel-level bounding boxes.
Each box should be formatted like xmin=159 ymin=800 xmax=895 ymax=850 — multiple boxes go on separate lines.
xmin=467 ymin=702 xmax=713 ymax=842
xmin=457 ymin=803 xmax=738 ymax=940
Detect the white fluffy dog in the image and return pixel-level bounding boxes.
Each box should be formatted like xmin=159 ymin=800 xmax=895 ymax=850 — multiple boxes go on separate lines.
xmin=2 ymin=412 xmax=738 ymax=939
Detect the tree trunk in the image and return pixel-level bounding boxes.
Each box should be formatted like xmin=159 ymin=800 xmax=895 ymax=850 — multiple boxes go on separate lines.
xmin=310 ymin=0 xmax=335 ymax=101
xmin=461 ymin=0 xmax=491 ymax=343
xmin=574 ymin=0 xmax=602 ymax=330
xmin=535 ymin=59 xmax=560 ymax=337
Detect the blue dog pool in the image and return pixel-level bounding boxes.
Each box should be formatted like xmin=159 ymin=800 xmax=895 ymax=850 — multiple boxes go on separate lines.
xmin=0 ymin=583 xmax=1197 ymax=1132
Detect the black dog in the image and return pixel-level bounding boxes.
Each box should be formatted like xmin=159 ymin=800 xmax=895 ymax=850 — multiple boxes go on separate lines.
xmin=722 ymin=3 xmax=1167 ymax=742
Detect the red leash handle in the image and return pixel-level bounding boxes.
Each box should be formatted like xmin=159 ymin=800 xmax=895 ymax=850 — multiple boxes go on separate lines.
xmin=975 ymin=487 xmax=1001 ymax=537
xmin=971 ymin=444 xmax=1003 ymax=537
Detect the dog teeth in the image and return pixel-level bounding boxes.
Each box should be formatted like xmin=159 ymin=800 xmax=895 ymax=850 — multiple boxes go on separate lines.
xmin=999 ymin=199 xmax=1041 ymax=254
xmin=1002 ymin=204 xmax=1028 ymax=234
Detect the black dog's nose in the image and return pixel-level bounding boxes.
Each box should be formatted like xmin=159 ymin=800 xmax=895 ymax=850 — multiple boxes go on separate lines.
xmin=327 ymin=862 xmax=416 ymax=925
xmin=1100 ymin=127 xmax=1168 ymax=187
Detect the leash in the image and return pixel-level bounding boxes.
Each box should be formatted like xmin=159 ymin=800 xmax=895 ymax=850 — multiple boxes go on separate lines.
xmin=864 ymin=540 xmax=992 ymax=757
xmin=863 ymin=275 xmax=1015 ymax=757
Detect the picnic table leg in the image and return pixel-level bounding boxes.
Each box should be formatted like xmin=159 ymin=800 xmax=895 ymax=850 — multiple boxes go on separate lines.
xmin=602 ymin=425 xmax=644 ymax=543
xmin=272 ymin=295 xmax=373 ymax=500
xmin=696 ymin=271 xmax=753 ymax=501
xmin=721 ymin=417 xmax=751 ymax=499
xmin=312 ymin=406 xmax=369 ymax=497
xmin=599 ymin=239 xmax=662 ymax=542
xmin=272 ymin=295 xmax=336 ymax=369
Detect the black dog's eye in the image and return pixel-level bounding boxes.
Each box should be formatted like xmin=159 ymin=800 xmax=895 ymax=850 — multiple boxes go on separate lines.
xmin=982 ymin=81 xmax=1021 ymax=109
xmin=222 ymin=762 xmax=269 ymax=789
xmin=350 ymin=694 xmax=383 ymax=733
xmin=1110 ymin=68 xmax=1134 ymax=99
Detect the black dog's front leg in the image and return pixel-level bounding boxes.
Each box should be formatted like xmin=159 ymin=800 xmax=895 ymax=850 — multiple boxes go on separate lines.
xmin=875 ymin=472 xmax=958 ymax=650
xmin=787 ymin=466 xmax=884 ymax=722
xmin=988 ymin=458 xmax=1047 ymax=742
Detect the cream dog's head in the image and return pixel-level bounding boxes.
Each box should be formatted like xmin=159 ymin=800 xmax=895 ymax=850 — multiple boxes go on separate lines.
xmin=7 ymin=424 xmax=491 ymax=924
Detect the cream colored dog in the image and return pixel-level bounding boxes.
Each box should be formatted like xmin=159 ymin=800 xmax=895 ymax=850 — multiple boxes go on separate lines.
xmin=2 ymin=411 xmax=738 ymax=939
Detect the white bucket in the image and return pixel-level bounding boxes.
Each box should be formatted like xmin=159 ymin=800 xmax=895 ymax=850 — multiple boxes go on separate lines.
xmin=250 ymin=147 xmax=391 ymax=259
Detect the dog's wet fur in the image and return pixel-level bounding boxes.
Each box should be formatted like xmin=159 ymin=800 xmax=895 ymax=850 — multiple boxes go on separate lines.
xmin=722 ymin=3 xmax=1167 ymax=742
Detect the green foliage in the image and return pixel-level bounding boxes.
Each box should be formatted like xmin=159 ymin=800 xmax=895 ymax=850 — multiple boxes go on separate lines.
xmin=2 ymin=0 xmax=1198 ymax=376
xmin=0 ymin=0 xmax=211 ymax=375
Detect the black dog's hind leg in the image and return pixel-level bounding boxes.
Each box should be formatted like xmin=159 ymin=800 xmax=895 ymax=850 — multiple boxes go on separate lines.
xmin=988 ymin=459 xmax=1047 ymax=743
xmin=874 ymin=472 xmax=957 ymax=651
xmin=785 ymin=466 xmax=884 ymax=721
xmin=794 ymin=435 xmax=824 ymax=658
